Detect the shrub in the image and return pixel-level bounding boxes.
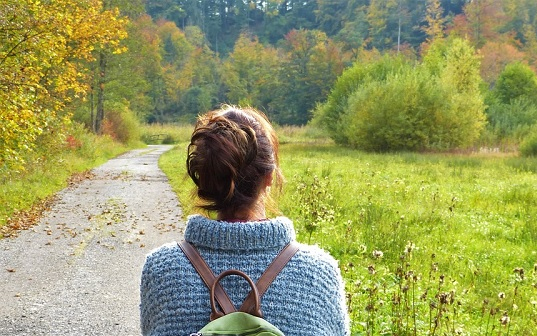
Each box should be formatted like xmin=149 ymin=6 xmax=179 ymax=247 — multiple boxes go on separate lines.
xmin=102 ymin=102 xmax=141 ymax=144
xmin=316 ymin=38 xmax=485 ymax=151
xmin=494 ymin=61 xmax=537 ymax=104
xmin=519 ymin=126 xmax=537 ymax=157
xmin=485 ymin=97 xmax=537 ymax=140
xmin=313 ymin=54 xmax=410 ymax=144
xmin=342 ymin=63 xmax=484 ymax=151
xmin=161 ymin=134 xmax=176 ymax=144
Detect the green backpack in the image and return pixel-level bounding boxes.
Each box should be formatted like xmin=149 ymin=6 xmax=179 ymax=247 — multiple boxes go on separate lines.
xmin=178 ymin=241 xmax=299 ymax=336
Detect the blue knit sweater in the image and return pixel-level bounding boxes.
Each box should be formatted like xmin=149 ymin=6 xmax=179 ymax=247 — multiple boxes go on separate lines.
xmin=140 ymin=214 xmax=350 ymax=336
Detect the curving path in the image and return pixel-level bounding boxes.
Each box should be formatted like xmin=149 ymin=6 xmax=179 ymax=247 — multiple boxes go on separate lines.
xmin=0 ymin=145 xmax=185 ymax=336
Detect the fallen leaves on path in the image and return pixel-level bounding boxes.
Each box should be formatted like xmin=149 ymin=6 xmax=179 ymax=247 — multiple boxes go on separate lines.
xmin=0 ymin=170 xmax=95 ymax=239
xmin=0 ymin=196 xmax=56 ymax=239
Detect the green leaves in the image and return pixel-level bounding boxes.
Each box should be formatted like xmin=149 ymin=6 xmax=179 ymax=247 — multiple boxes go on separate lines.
xmin=317 ymin=38 xmax=486 ymax=151
xmin=0 ymin=0 xmax=127 ymax=169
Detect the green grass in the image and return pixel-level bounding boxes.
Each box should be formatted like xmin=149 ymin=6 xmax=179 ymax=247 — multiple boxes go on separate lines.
xmin=160 ymin=130 xmax=537 ymax=335
xmin=140 ymin=123 xmax=194 ymax=145
xmin=0 ymin=126 xmax=131 ymax=233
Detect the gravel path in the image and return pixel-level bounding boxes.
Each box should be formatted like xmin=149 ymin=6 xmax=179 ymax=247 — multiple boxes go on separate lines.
xmin=0 ymin=145 xmax=185 ymax=336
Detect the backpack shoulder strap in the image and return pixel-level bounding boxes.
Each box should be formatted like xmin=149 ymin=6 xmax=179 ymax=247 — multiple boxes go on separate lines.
xmin=178 ymin=240 xmax=300 ymax=317
xmin=240 ymin=242 xmax=300 ymax=314
xmin=177 ymin=240 xmax=236 ymax=315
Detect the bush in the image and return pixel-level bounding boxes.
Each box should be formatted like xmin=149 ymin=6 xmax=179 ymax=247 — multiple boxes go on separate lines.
xmin=343 ymin=68 xmax=437 ymax=151
xmin=494 ymin=61 xmax=537 ymax=104
xmin=485 ymin=97 xmax=537 ymax=140
xmin=342 ymin=64 xmax=484 ymax=151
xmin=519 ymin=126 xmax=537 ymax=157
xmin=102 ymin=102 xmax=141 ymax=144
xmin=313 ymin=54 xmax=410 ymax=144
xmin=316 ymin=38 xmax=485 ymax=151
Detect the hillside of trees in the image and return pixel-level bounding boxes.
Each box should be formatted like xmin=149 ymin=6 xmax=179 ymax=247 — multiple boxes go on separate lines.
xmin=2 ymin=0 xmax=537 ymax=172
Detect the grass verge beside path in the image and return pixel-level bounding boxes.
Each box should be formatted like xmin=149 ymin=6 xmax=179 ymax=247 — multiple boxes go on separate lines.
xmin=0 ymin=136 xmax=136 ymax=238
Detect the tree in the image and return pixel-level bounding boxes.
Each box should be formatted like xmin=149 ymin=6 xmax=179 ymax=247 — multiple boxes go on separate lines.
xmin=103 ymin=14 xmax=161 ymax=122
xmin=461 ymin=0 xmax=505 ymax=47
xmin=435 ymin=37 xmax=486 ymax=147
xmin=0 ymin=0 xmax=127 ymax=169
xmin=315 ymin=0 xmax=349 ymax=36
xmin=493 ymin=61 xmax=537 ymax=104
xmin=221 ymin=33 xmax=280 ymax=108
xmin=272 ymin=29 xmax=346 ymax=125
xmin=479 ymin=41 xmax=525 ymax=86
xmin=423 ymin=0 xmax=445 ymax=44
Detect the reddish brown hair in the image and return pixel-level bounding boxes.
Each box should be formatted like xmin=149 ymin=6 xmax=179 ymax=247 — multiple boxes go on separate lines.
xmin=187 ymin=106 xmax=282 ymax=216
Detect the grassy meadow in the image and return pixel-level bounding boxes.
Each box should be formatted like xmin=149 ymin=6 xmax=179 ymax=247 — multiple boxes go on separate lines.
xmin=159 ymin=125 xmax=537 ymax=336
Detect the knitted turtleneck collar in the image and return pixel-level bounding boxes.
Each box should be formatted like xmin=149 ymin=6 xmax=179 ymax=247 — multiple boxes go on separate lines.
xmin=184 ymin=214 xmax=296 ymax=251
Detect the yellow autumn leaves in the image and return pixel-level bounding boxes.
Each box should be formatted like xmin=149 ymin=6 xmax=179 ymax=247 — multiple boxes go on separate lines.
xmin=0 ymin=0 xmax=127 ymax=171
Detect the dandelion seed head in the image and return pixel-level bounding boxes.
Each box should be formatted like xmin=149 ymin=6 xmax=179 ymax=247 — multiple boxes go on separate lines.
xmin=500 ymin=313 xmax=510 ymax=326
xmin=404 ymin=241 xmax=415 ymax=254
xmin=372 ymin=250 xmax=384 ymax=259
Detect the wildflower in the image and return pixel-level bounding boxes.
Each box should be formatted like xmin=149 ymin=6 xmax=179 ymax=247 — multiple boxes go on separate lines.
xmin=498 ymin=292 xmax=506 ymax=300
xmin=455 ymin=327 xmax=464 ymax=335
xmin=513 ymin=267 xmax=525 ymax=279
xmin=439 ymin=292 xmax=449 ymax=304
xmin=367 ymin=265 xmax=376 ymax=275
xmin=500 ymin=312 xmax=510 ymax=326
xmin=404 ymin=241 xmax=415 ymax=254
xmin=372 ymin=250 xmax=383 ymax=259
xmin=420 ymin=289 xmax=428 ymax=300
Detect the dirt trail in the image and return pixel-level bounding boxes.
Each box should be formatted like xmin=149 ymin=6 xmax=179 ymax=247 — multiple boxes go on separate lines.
xmin=0 ymin=145 xmax=185 ymax=336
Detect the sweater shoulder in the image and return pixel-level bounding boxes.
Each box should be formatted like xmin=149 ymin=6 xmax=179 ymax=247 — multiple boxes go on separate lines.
xmin=142 ymin=242 xmax=184 ymax=274
xmin=294 ymin=243 xmax=340 ymax=272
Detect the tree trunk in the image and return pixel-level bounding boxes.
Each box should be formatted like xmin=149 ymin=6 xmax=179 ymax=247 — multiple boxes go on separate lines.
xmin=95 ymin=51 xmax=106 ymax=134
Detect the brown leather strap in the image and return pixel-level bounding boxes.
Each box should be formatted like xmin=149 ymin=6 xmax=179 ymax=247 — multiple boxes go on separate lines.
xmin=177 ymin=240 xmax=236 ymax=316
xmin=210 ymin=270 xmax=262 ymax=320
xmin=240 ymin=242 xmax=300 ymax=314
xmin=178 ymin=240 xmax=299 ymax=318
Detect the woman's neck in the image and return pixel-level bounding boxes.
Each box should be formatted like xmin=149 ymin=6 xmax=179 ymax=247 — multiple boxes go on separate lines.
xmin=217 ymin=203 xmax=266 ymax=223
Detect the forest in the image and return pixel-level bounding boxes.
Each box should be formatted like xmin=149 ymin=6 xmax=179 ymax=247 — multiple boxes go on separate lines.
xmin=2 ymin=0 xmax=537 ymax=172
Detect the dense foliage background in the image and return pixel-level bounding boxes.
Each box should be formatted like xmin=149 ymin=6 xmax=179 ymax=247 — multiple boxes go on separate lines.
xmin=2 ymin=0 xmax=537 ymax=171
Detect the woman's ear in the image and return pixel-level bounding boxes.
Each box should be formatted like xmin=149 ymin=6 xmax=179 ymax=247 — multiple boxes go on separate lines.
xmin=264 ymin=171 xmax=274 ymax=188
